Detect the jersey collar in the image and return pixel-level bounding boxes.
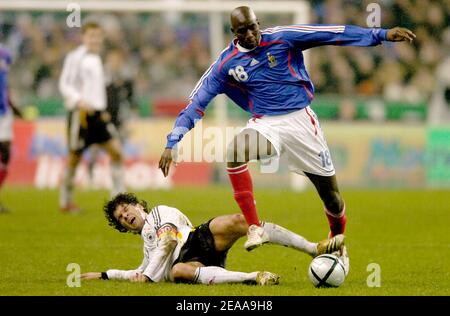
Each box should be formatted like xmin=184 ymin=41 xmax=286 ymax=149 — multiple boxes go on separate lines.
xmin=234 ymin=37 xmax=261 ymax=53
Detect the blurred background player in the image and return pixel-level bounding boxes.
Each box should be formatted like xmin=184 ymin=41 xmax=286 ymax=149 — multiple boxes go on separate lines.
xmin=0 ymin=44 xmax=22 ymax=213
xmin=58 ymin=22 xmax=124 ymax=213
xmin=105 ymin=47 xmax=136 ymax=143
xmin=159 ymin=6 xmax=416 ymax=250
xmin=428 ymin=56 xmax=450 ymax=125
xmin=87 ymin=47 xmax=136 ymax=184
xmin=81 ymin=192 xmax=345 ymax=284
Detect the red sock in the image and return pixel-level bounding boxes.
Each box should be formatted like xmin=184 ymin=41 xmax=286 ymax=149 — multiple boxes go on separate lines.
xmin=325 ymin=203 xmax=347 ymax=237
xmin=0 ymin=164 xmax=8 ymax=189
xmin=227 ymin=164 xmax=260 ymax=226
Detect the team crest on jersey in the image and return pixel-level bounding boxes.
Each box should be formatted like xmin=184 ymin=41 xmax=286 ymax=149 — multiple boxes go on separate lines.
xmin=267 ymin=52 xmax=277 ymax=68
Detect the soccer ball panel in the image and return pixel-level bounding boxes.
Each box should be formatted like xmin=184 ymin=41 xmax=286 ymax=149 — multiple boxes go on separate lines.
xmin=308 ymin=254 xmax=346 ymax=288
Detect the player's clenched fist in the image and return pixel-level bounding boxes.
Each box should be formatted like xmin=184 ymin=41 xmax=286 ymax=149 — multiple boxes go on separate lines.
xmin=159 ymin=148 xmax=173 ymax=177
xmin=387 ymin=27 xmax=416 ymax=43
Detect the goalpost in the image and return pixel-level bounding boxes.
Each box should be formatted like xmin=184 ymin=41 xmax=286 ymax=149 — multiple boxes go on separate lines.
xmin=0 ymin=0 xmax=310 ymax=126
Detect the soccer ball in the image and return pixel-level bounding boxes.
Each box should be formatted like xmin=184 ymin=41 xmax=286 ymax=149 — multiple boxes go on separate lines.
xmin=308 ymin=254 xmax=346 ymax=288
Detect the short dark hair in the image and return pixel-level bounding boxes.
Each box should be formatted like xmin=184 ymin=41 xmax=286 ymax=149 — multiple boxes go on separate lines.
xmin=104 ymin=193 xmax=149 ymax=233
xmin=82 ymin=21 xmax=102 ymax=33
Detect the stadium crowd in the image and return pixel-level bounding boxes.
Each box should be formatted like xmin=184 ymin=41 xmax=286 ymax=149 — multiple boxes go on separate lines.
xmin=0 ymin=0 xmax=448 ymax=113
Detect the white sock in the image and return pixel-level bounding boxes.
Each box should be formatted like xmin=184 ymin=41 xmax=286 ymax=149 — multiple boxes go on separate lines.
xmin=110 ymin=161 xmax=125 ymax=197
xmin=262 ymin=222 xmax=317 ymax=256
xmin=59 ymin=167 xmax=75 ymax=207
xmin=194 ymin=266 xmax=258 ymax=285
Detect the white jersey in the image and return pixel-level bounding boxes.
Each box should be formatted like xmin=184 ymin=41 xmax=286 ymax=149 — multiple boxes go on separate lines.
xmin=58 ymin=45 xmax=106 ymax=111
xmin=106 ymin=205 xmax=194 ymax=282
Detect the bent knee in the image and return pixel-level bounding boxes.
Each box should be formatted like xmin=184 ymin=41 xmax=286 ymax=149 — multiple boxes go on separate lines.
xmin=170 ymin=263 xmax=196 ymax=283
xmin=228 ymin=214 xmax=248 ymax=234
xmin=68 ymin=152 xmax=82 ymax=166
xmin=170 ymin=263 xmax=185 ymax=280
xmin=231 ymin=214 xmax=246 ymax=226
xmin=109 ymin=149 xmax=123 ymax=162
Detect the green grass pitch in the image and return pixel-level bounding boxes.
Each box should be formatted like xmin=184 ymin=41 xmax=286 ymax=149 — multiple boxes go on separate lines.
xmin=0 ymin=186 xmax=448 ymax=296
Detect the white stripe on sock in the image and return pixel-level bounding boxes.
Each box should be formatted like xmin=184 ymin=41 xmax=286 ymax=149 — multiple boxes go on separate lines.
xmin=226 ymin=164 xmax=248 ymax=171
xmin=324 ymin=203 xmax=346 ymax=218
xmin=227 ymin=167 xmax=248 ymax=175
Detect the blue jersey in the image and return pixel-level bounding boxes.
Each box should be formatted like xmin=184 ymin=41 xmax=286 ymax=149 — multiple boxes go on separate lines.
xmin=0 ymin=46 xmax=12 ymax=116
xmin=166 ymin=24 xmax=388 ymax=148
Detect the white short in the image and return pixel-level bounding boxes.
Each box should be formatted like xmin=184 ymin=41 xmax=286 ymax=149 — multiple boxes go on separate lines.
xmin=242 ymin=106 xmax=335 ymax=177
xmin=0 ymin=111 xmax=13 ymax=141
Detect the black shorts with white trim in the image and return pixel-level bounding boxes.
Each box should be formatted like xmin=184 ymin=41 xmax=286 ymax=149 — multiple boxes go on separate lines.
xmin=67 ymin=110 xmax=118 ymax=153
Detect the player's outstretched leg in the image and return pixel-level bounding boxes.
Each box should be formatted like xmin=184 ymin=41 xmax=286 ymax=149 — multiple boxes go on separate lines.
xmin=60 ymin=151 xmax=82 ymax=213
xmin=211 ymin=214 xmax=344 ymax=257
xmin=195 ymin=266 xmax=279 ymax=285
xmin=262 ymin=222 xmax=345 ymax=257
xmin=171 ymin=262 xmax=279 ymax=286
xmin=305 ymin=172 xmax=347 ymax=237
xmin=226 ymin=129 xmax=276 ymax=251
xmin=170 ymin=216 xmax=279 ymax=285
xmin=262 ymin=221 xmax=317 ymax=255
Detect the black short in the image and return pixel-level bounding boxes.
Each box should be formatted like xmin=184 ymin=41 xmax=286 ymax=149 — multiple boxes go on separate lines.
xmin=67 ymin=110 xmax=117 ymax=153
xmin=175 ymin=219 xmax=228 ymax=268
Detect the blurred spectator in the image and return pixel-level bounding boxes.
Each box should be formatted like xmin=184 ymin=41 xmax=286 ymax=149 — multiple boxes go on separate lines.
xmin=310 ymin=0 xmax=449 ymax=105
xmin=338 ymin=98 xmax=357 ymax=121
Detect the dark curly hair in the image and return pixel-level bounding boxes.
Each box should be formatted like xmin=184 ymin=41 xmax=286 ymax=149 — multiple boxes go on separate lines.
xmin=104 ymin=193 xmax=149 ymax=233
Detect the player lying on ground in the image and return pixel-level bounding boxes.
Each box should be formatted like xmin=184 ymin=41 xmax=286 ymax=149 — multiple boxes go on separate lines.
xmin=81 ymin=193 xmax=345 ymax=285
xmin=159 ymin=6 xmax=416 ymax=250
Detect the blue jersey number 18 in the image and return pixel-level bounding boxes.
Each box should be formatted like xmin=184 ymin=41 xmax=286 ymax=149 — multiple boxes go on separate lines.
xmin=228 ymin=65 xmax=248 ymax=82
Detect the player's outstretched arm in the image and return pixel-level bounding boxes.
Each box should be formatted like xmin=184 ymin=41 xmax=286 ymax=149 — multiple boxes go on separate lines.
xmin=386 ymin=27 xmax=416 ymax=43
xmin=80 ymin=269 xmax=148 ymax=282
xmin=280 ymin=24 xmax=416 ymax=50
xmin=80 ymin=272 xmax=102 ymax=280
xmin=81 ymin=247 xmax=151 ymax=282
xmin=80 ymin=271 xmax=149 ymax=282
